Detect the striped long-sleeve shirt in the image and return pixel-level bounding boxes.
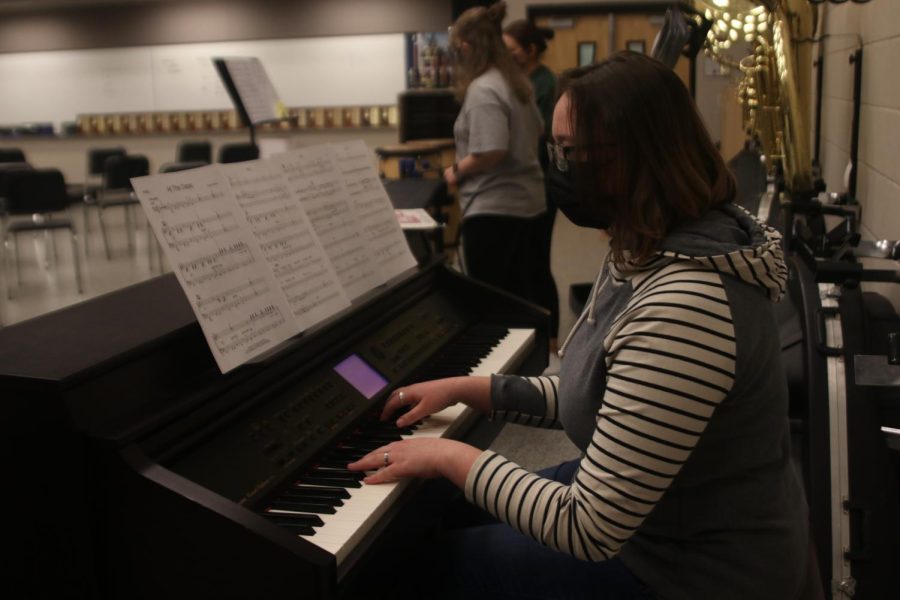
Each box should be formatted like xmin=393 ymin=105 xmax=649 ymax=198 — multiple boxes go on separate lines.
xmin=464 ymin=204 xmax=808 ymax=599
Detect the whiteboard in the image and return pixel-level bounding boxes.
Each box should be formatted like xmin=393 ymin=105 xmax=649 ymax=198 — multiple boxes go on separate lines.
xmin=0 ymin=34 xmax=406 ymax=128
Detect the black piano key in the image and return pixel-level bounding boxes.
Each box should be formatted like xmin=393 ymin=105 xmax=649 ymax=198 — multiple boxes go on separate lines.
xmin=324 ymin=448 xmax=368 ymax=461
xmin=269 ymin=500 xmax=336 ymax=515
xmin=279 ymin=488 xmax=345 ymax=505
xmin=339 ymin=440 xmax=384 ymax=452
xmin=295 ymin=474 xmax=362 ymax=488
xmin=290 ymin=483 xmax=350 ymax=499
xmin=316 ymin=457 xmax=355 ymax=470
xmin=313 ymin=467 xmax=364 ymax=480
xmin=262 ymin=510 xmax=324 ymax=527
xmin=263 ymin=516 xmax=316 ymax=536
xmin=363 ymin=423 xmax=416 ymax=435
xmin=355 ymin=433 xmax=403 ymax=443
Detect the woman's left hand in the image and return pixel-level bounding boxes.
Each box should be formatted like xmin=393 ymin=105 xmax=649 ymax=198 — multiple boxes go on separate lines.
xmin=443 ymin=165 xmax=458 ymax=187
xmin=347 ymin=438 xmax=482 ymax=487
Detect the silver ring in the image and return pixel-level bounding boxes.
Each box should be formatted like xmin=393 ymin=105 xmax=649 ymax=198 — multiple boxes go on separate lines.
xmin=398 ymin=390 xmax=405 ymax=404
xmin=383 ymin=451 xmax=390 ymax=467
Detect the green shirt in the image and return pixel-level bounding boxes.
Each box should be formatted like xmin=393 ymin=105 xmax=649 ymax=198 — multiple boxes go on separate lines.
xmin=530 ymin=64 xmax=556 ymax=170
xmin=530 ymin=64 xmax=557 ymax=138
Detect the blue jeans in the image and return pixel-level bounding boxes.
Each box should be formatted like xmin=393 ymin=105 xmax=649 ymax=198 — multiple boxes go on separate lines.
xmin=405 ymin=460 xmax=656 ymax=600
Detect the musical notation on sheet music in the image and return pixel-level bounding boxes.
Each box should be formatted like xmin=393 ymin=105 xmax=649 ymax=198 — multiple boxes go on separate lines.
xmin=160 ymin=212 xmax=240 ymax=250
xmin=133 ymin=141 xmax=419 ymax=373
xmin=133 ymin=165 xmax=297 ymax=373
xmin=178 ymin=241 xmax=255 ymax=287
xmin=276 ymin=147 xmax=385 ymax=300
xmin=144 ymin=188 xmax=226 ymax=215
xmin=330 ymin=140 xmax=417 ymax=280
xmin=211 ymin=302 xmax=288 ymax=356
xmin=218 ymin=160 xmax=350 ymax=327
xmin=220 ymin=57 xmax=285 ymax=125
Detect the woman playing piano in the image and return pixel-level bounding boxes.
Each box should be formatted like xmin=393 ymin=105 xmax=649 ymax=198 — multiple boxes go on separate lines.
xmin=350 ymin=51 xmax=810 ymax=599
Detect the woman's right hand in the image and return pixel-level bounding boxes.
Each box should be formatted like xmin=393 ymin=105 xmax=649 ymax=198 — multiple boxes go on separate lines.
xmin=381 ymin=376 xmax=491 ymax=428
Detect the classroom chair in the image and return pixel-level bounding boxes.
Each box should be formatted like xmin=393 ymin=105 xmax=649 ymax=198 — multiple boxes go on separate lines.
xmin=176 ymin=140 xmax=212 ymax=164
xmin=83 ymin=147 xmax=126 ymax=256
xmin=0 ymin=148 xmax=26 ymax=163
xmin=1 ymin=168 xmax=83 ymax=299
xmin=96 ymin=154 xmax=149 ymax=259
xmin=217 ymin=142 xmax=259 ymax=163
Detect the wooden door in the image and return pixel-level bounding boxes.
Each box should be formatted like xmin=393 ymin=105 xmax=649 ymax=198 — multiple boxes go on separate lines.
xmin=535 ymin=12 xmax=692 ymax=90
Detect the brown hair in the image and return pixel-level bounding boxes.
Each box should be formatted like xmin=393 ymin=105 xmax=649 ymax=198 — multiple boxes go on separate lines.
xmin=559 ymin=51 xmax=736 ymax=264
xmin=503 ymin=19 xmax=554 ymax=57
xmin=451 ymin=1 xmax=533 ymax=104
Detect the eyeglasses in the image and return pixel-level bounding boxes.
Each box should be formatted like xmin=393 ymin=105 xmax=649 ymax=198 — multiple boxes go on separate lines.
xmin=546 ymin=142 xmax=617 ymax=173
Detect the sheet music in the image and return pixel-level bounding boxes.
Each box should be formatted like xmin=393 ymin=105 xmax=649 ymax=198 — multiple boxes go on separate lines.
xmin=276 ymin=146 xmax=385 ymax=300
xmin=217 ymin=160 xmax=351 ymax=328
xmin=330 ymin=140 xmax=418 ymax=281
xmin=221 ymin=57 xmax=285 ymax=124
xmin=133 ymin=165 xmax=297 ymax=373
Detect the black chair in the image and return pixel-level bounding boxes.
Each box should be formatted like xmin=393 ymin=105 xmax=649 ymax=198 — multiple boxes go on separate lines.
xmin=217 ymin=142 xmax=259 ymax=163
xmin=83 ymin=147 xmax=126 ymax=255
xmin=0 ymin=162 xmax=34 ymax=214
xmin=0 ymin=148 xmax=26 ymax=163
xmin=96 ymin=154 xmax=149 ymax=259
xmin=1 ymin=168 xmax=83 ymax=299
xmin=159 ymin=161 xmax=208 ymax=174
xmin=176 ymin=140 xmax=212 ymax=164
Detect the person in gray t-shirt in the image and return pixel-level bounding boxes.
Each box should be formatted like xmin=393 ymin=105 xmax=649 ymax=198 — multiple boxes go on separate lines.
xmin=443 ymin=2 xmax=546 ymax=307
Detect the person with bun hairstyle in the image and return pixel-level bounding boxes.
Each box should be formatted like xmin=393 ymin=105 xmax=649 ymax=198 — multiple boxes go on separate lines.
xmin=441 ymin=1 xmax=546 ymax=315
xmin=350 ymin=51 xmax=809 ymax=599
xmin=504 ymin=18 xmax=561 ymax=354
xmin=503 ymin=19 xmax=556 ymax=162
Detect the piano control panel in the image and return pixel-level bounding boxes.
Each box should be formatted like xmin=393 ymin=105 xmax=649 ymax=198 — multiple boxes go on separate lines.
xmin=166 ymin=292 xmax=469 ymax=505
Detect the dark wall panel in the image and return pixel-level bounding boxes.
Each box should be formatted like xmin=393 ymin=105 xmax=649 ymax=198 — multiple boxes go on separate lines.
xmin=0 ymin=0 xmax=453 ymax=53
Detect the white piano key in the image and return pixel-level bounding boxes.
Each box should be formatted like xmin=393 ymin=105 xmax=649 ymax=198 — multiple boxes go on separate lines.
xmin=468 ymin=328 xmax=535 ymax=376
xmin=297 ymin=327 xmax=536 ymax=565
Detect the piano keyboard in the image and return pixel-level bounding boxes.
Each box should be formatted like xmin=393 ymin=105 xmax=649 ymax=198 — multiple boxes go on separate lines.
xmin=258 ymin=326 xmax=535 ymax=566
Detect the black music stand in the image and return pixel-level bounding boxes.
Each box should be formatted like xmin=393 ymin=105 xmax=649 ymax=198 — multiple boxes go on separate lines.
xmin=213 ymin=57 xmax=288 ymax=146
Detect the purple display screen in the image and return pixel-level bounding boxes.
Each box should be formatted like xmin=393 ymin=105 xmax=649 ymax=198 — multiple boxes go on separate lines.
xmin=333 ymin=354 xmax=388 ymax=399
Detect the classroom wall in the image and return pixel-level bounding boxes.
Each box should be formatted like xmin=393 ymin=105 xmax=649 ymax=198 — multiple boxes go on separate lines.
xmin=0 ymin=0 xmax=451 ymax=53
xmin=0 ymin=0 xmax=453 ymax=181
xmin=819 ymin=1 xmax=900 ymax=309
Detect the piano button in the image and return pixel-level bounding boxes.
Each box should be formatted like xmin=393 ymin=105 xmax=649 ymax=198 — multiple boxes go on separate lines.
xmin=296 ymin=475 xmax=362 ymax=488
xmin=291 ymin=483 xmax=351 ymax=499
xmin=262 ymin=510 xmax=324 ymax=527
xmin=263 ymin=441 xmax=282 ymax=455
xmin=269 ymin=500 xmax=336 ymax=515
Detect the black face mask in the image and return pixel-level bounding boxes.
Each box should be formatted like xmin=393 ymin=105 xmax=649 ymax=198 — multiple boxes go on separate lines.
xmin=546 ymin=162 xmax=614 ymax=230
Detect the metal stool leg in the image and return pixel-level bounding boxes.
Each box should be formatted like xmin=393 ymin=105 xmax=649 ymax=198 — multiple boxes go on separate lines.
xmin=124 ymin=205 xmax=133 ymax=255
xmin=2 ymin=229 xmax=11 ymax=300
xmin=13 ymin=231 xmax=22 ymax=287
xmin=70 ymin=227 xmax=84 ymax=294
xmin=49 ymin=227 xmax=59 ymax=266
xmin=83 ymin=196 xmax=92 ymax=257
xmin=97 ymin=205 xmax=112 ymax=260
